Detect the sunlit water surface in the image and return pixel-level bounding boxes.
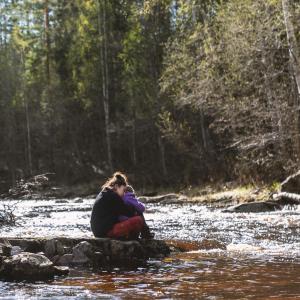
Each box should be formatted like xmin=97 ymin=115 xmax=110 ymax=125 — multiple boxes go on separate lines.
xmin=0 ymin=198 xmax=299 ymax=299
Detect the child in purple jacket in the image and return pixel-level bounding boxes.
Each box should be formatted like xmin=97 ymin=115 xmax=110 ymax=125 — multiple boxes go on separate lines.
xmin=118 ymin=185 xmax=154 ymax=239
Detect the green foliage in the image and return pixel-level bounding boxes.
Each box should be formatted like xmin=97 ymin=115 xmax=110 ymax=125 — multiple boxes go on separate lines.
xmin=270 ymin=181 xmax=281 ymax=192
xmin=161 ymin=0 xmax=300 ymax=182
xmin=1 ymin=0 xmax=300 ymax=190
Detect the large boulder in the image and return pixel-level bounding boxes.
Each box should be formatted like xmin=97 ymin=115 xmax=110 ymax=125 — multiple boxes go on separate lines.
xmin=0 ymin=252 xmax=69 ymax=281
xmin=281 ymin=170 xmax=300 ymax=193
xmin=223 ymin=201 xmax=281 ymax=213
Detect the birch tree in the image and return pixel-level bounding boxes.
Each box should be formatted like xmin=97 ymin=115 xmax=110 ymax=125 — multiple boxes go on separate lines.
xmin=98 ymin=0 xmax=113 ymax=173
xmin=282 ymin=0 xmax=300 ymax=96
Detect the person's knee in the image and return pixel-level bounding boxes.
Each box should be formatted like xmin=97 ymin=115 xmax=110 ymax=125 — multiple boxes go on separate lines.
xmin=134 ymin=216 xmax=144 ymax=229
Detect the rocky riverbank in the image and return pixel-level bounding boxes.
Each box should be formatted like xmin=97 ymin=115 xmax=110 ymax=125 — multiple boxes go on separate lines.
xmin=140 ymin=172 xmax=300 ymax=212
xmin=0 ymin=174 xmax=97 ymax=200
xmin=0 ymin=175 xmax=271 ymax=206
xmin=1 ymin=172 xmax=300 ymax=213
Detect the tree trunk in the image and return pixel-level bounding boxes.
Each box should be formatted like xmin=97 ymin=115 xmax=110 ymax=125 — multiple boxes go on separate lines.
xmin=151 ymin=4 xmax=168 ymax=177
xmin=199 ymin=107 xmax=207 ymax=150
xmin=44 ymin=0 xmax=50 ymax=84
xmin=44 ymin=0 xmax=56 ymax=171
xmin=128 ymin=88 xmax=137 ymax=167
xmin=2 ymin=3 xmax=16 ymax=185
xmin=282 ymin=0 xmax=300 ymax=95
xmin=24 ymin=14 xmax=32 ymax=175
xmin=158 ymin=135 xmax=167 ymax=177
xmin=261 ymin=38 xmax=283 ymax=152
xmin=8 ymin=112 xmax=16 ymax=186
xmin=98 ymin=0 xmax=113 ymax=173
xmin=132 ymin=108 xmax=137 ymax=167
xmin=24 ymin=86 xmax=32 ymax=176
xmin=282 ymin=0 xmax=300 ymax=156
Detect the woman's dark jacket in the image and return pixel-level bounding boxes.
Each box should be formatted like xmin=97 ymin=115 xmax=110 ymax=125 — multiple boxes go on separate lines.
xmin=90 ymin=188 xmax=134 ymax=237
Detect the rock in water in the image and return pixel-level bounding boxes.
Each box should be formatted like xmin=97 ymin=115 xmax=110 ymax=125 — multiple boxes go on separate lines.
xmin=56 ymin=254 xmax=73 ymax=266
xmin=72 ymin=241 xmax=94 ymax=265
xmin=281 ymin=170 xmax=300 ymax=193
xmin=139 ymin=239 xmax=170 ymax=258
xmin=197 ymin=239 xmax=227 ymax=250
xmin=0 ymin=241 xmax=12 ymax=257
xmin=223 ymin=201 xmax=281 ymax=213
xmin=44 ymin=239 xmax=71 ymax=257
xmin=44 ymin=239 xmax=57 ymax=257
xmin=56 ymin=242 xmax=105 ymax=267
xmin=55 ymin=199 xmax=69 ymax=203
xmin=0 ymin=252 xmax=69 ymax=281
xmin=166 ymin=239 xmax=226 ymax=252
xmin=53 ymin=266 xmax=69 ymax=276
xmin=139 ymin=194 xmax=182 ymax=204
xmin=11 ymin=246 xmax=22 ymax=256
xmin=110 ymin=240 xmax=143 ymax=259
xmin=74 ymin=197 xmax=83 ymax=203
xmin=1 ymin=237 xmax=171 ymax=268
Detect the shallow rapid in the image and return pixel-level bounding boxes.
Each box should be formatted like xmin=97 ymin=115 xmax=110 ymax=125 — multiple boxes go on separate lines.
xmin=0 ymin=198 xmax=299 ymax=299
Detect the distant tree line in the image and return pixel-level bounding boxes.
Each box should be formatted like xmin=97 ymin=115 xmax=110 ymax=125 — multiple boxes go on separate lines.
xmin=0 ymin=0 xmax=300 ymax=192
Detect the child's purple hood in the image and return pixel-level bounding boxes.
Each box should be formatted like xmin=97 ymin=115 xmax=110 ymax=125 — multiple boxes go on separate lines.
xmin=123 ymin=192 xmax=145 ymax=213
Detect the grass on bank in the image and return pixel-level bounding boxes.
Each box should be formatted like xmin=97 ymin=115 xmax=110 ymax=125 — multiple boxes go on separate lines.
xmin=138 ymin=181 xmax=282 ymax=205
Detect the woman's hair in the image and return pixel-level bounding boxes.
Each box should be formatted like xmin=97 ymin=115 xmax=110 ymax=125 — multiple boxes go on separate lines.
xmin=101 ymin=172 xmax=128 ymax=190
xmin=125 ymin=185 xmax=135 ymax=194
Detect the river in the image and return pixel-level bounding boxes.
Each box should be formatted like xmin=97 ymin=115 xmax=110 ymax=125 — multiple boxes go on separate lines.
xmin=0 ymin=198 xmax=299 ymax=299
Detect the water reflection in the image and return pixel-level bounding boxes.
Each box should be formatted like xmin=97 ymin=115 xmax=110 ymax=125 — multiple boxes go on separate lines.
xmin=50 ymin=252 xmax=300 ymax=299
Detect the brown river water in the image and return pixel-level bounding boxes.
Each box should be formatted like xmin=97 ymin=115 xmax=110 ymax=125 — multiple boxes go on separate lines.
xmin=0 ymin=199 xmax=299 ymax=299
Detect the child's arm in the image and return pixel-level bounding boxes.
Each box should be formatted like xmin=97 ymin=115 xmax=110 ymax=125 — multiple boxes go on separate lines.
xmin=123 ymin=192 xmax=145 ymax=213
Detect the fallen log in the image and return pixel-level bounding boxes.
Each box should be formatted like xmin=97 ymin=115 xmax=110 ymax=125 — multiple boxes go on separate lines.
xmin=272 ymin=192 xmax=300 ymax=205
xmin=281 ymin=170 xmax=300 ymax=193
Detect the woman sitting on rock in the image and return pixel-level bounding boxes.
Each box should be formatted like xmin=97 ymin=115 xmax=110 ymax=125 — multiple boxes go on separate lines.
xmin=90 ymin=172 xmax=148 ymax=240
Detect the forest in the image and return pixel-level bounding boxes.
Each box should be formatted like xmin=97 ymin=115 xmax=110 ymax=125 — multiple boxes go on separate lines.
xmin=0 ymin=1 xmax=300 ymax=298
xmin=1 ymin=0 xmax=300 ymax=192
